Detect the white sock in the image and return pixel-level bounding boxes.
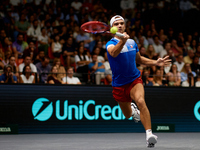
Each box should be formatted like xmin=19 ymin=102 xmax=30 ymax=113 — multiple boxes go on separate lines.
xmin=146 ymin=129 xmax=152 ymax=137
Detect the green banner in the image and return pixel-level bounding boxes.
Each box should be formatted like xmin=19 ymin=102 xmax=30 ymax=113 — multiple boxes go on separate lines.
xmin=152 ymin=124 xmax=175 ymax=132
xmin=0 ymin=124 xmax=18 ymax=134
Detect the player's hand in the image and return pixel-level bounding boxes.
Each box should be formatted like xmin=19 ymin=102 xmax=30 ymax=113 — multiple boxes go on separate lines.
xmin=118 ymin=32 xmax=129 ymax=43
xmin=156 ymin=56 xmax=171 ymax=67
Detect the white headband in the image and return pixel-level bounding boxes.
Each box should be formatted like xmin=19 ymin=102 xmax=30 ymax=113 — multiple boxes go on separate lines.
xmin=110 ymin=15 xmax=125 ymax=27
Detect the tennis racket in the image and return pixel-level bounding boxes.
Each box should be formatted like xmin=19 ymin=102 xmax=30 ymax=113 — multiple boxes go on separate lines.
xmin=80 ymin=21 xmax=124 ymax=37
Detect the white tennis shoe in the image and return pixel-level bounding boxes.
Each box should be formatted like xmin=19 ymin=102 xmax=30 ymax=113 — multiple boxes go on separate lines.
xmin=131 ymin=103 xmax=140 ymax=122
xmin=146 ymin=133 xmax=158 ymax=148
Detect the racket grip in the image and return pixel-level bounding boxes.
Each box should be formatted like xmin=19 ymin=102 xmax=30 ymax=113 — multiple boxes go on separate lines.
xmin=115 ymin=32 xmax=124 ymax=37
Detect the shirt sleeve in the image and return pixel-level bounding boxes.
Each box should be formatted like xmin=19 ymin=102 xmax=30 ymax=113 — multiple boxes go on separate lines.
xmin=13 ymin=75 xmax=17 ymax=82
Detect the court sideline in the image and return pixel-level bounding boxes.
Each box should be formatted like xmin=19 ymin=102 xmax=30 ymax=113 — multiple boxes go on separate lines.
xmin=0 ymin=133 xmax=199 ymax=150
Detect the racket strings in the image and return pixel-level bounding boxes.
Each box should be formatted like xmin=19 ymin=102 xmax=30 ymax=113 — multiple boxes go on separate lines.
xmin=81 ymin=21 xmax=109 ymax=34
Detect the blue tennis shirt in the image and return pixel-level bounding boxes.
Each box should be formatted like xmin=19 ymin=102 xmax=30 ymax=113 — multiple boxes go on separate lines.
xmin=106 ymin=37 xmax=140 ymax=87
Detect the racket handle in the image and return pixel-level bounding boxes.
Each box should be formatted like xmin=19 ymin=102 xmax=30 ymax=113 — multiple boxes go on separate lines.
xmin=115 ymin=32 xmax=124 ymax=37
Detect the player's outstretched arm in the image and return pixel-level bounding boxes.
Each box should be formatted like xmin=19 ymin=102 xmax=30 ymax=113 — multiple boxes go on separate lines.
xmin=136 ymin=52 xmax=171 ymax=67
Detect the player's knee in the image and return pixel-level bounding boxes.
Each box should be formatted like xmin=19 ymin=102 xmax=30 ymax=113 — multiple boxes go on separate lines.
xmin=135 ymin=98 xmax=145 ymax=109
xmin=124 ymin=113 xmax=132 ymax=119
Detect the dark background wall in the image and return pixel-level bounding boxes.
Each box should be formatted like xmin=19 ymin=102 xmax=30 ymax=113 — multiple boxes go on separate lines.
xmin=0 ymin=84 xmax=200 ymax=134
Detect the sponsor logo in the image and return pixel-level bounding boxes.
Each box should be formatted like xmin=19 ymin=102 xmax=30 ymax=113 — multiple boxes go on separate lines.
xmin=194 ymin=101 xmax=200 ymax=121
xmin=32 ymin=98 xmax=131 ymax=121
xmin=156 ymin=126 xmax=170 ymax=131
xmin=0 ymin=127 xmax=11 ymax=132
xmin=32 ymin=98 xmax=53 ymax=121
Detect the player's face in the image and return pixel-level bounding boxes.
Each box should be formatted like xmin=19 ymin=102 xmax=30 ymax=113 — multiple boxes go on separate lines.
xmin=113 ymin=19 xmax=125 ymax=33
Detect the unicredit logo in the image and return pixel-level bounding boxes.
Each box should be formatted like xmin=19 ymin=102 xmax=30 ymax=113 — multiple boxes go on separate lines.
xmin=32 ymin=98 xmax=131 ymax=121
xmin=194 ymin=101 xmax=200 ymax=121
xmin=32 ymin=98 xmax=53 ymax=121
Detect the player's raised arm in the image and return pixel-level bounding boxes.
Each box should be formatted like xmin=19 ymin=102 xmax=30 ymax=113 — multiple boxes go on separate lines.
xmin=107 ymin=16 xmax=129 ymax=58
xmin=107 ymin=34 xmax=129 ymax=58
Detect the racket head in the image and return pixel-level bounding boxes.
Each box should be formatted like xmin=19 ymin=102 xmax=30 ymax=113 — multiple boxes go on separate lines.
xmin=81 ymin=21 xmax=110 ymax=34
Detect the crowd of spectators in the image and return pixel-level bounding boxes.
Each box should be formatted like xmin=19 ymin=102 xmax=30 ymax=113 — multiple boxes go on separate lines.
xmin=0 ymin=0 xmax=200 ymax=87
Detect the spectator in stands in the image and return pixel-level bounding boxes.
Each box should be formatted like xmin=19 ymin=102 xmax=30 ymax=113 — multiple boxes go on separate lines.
xmin=0 ymin=65 xmax=17 ymax=83
xmin=166 ymin=64 xmax=181 ymax=86
xmin=177 ymin=32 xmax=185 ymax=49
xmin=1 ymin=37 xmax=12 ymax=53
xmin=92 ymin=46 xmax=105 ymax=63
xmin=167 ymin=28 xmax=175 ymax=43
xmin=191 ymin=39 xmax=197 ymax=52
xmin=167 ymin=49 xmax=176 ymax=64
xmin=171 ymin=39 xmax=183 ymax=57
xmin=27 ymin=19 xmax=41 ymax=43
xmin=51 ymin=34 xmax=62 ymax=58
xmin=59 ymin=26 xmax=68 ymax=44
xmin=180 ymin=63 xmax=196 ymax=83
xmin=76 ymin=29 xmax=91 ymax=49
xmin=53 ymin=58 xmax=66 ymax=82
xmin=179 ymin=0 xmax=192 ymax=17
xmin=103 ymin=52 xmax=112 ymax=85
xmin=35 ymin=56 xmax=51 ymax=83
xmin=65 ymin=7 xmax=79 ymax=24
xmin=62 ymin=67 xmax=81 ymax=84
xmin=190 ymin=55 xmax=200 ymax=74
xmin=71 ymin=0 xmax=82 ymax=14
xmin=153 ymin=35 xmax=165 ymax=55
xmin=62 ymin=37 xmax=76 ymax=68
xmin=2 ymin=50 xmax=12 ymax=65
xmin=146 ymin=44 xmax=158 ymax=76
xmin=152 ymin=68 xmax=163 ymax=86
xmin=181 ymin=72 xmax=194 ymax=87
xmin=8 ymin=55 xmax=19 ymax=81
xmin=89 ymin=34 xmax=101 ymax=53
xmin=19 ymin=55 xmax=37 ymax=74
xmin=88 ymin=54 xmax=105 ymax=85
xmin=146 ymin=30 xmax=154 ymax=45
xmin=184 ymin=49 xmax=194 ymax=64
xmin=137 ymin=46 xmax=148 ymax=71
xmin=195 ymin=72 xmax=200 ymax=87
xmin=0 ymin=53 xmax=4 ymax=70
xmin=174 ymin=54 xmax=185 ymax=72
xmin=75 ymin=45 xmax=91 ymax=83
xmin=19 ymin=65 xmax=35 ymax=83
xmin=38 ymin=27 xmax=50 ymax=56
xmin=160 ymin=42 xmax=171 ymax=58
xmin=146 ymin=44 xmax=158 ymax=60
xmin=12 ymin=33 xmax=29 ymax=60
xmin=195 ymin=45 xmax=200 ymax=63
xmin=34 ymin=50 xmax=45 ymax=64
xmin=23 ymin=41 xmax=38 ymax=62
xmin=13 ymin=13 xmax=30 ymax=41
xmin=142 ymin=68 xmax=153 ymax=86
xmin=47 ymin=65 xmax=64 ymax=84
xmin=0 ymin=29 xmax=7 ymax=44
xmin=36 ymin=56 xmax=51 ymax=83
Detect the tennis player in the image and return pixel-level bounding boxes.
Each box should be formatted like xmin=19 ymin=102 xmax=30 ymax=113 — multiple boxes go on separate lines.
xmin=106 ymin=15 xmax=171 ymax=148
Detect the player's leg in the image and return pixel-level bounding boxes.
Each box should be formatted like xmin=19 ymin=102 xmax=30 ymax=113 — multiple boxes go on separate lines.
xmin=130 ymin=83 xmax=157 ymax=147
xmin=130 ymin=83 xmax=151 ymax=130
xmin=118 ymin=101 xmax=132 ymax=119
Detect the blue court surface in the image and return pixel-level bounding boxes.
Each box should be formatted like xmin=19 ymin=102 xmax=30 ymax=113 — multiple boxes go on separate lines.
xmin=0 ymin=133 xmax=199 ymax=150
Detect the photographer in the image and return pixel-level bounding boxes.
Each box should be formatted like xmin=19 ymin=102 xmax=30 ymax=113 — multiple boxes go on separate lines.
xmin=0 ymin=65 xmax=17 ymax=83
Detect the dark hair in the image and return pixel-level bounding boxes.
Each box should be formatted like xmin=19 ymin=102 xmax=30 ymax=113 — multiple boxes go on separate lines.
xmin=4 ymin=64 xmax=12 ymax=72
xmin=9 ymin=55 xmax=15 ymax=60
xmin=22 ymin=65 xmax=31 ymax=75
xmin=41 ymin=27 xmax=46 ymax=32
xmin=17 ymin=33 xmax=24 ymax=37
xmin=193 ymin=55 xmax=199 ymax=61
xmin=41 ymin=56 xmax=50 ymax=62
xmin=169 ymin=64 xmax=178 ymax=72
